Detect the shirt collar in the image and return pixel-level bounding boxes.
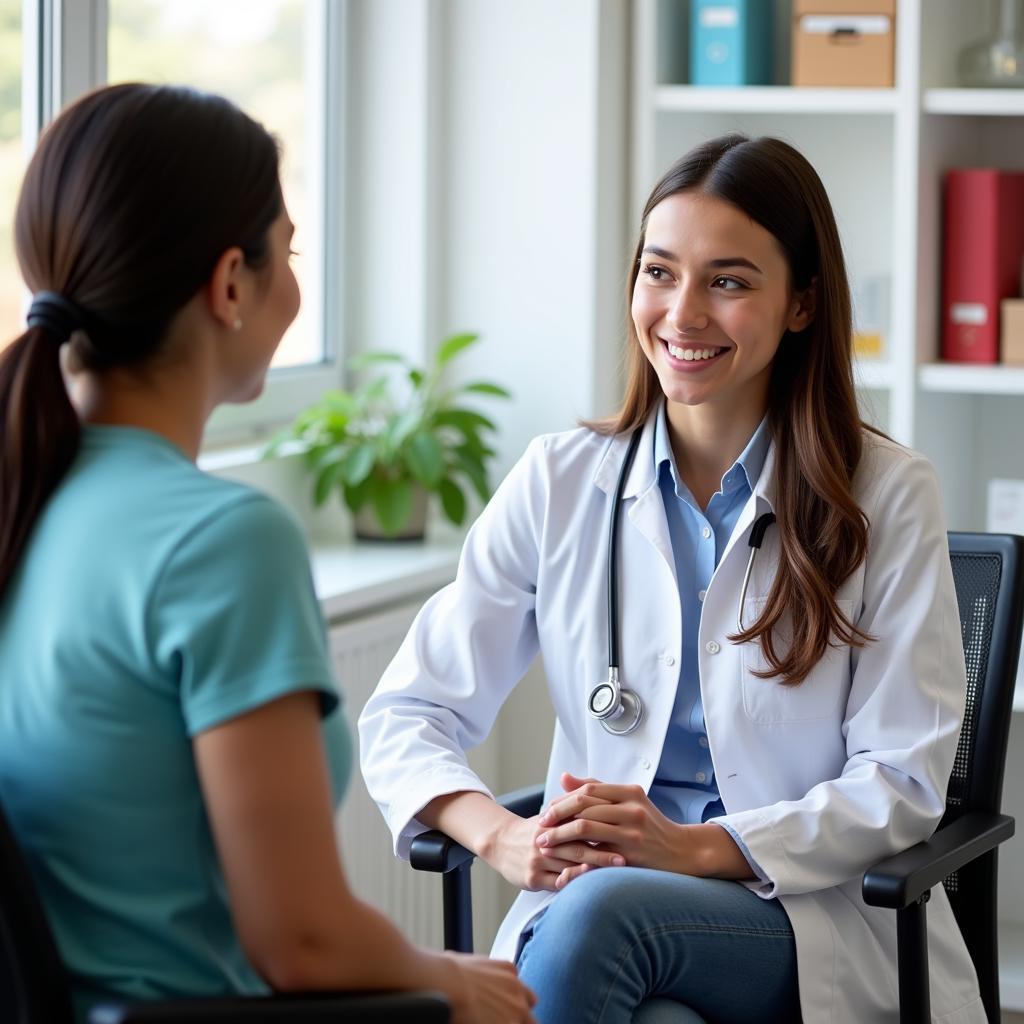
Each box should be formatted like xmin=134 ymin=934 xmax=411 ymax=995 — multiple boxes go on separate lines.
xmin=653 ymin=400 xmax=771 ymax=498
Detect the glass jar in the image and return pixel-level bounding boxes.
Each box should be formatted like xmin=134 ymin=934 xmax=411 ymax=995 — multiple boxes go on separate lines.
xmin=959 ymin=0 xmax=1024 ymax=87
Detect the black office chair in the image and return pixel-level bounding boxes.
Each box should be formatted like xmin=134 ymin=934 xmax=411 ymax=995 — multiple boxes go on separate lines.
xmin=411 ymin=532 xmax=1024 ymax=1024
xmin=863 ymin=532 xmax=1023 ymax=1023
xmin=0 ymin=799 xmax=448 ymax=1024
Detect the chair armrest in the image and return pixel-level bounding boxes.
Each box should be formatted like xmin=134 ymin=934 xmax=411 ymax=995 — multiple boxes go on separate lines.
xmin=409 ymin=829 xmax=475 ymax=874
xmin=90 ymin=990 xmax=449 ymax=1023
xmin=862 ymin=811 xmax=1015 ymax=909
xmin=497 ymin=783 xmax=545 ymax=820
xmin=409 ymin=784 xmax=545 ymax=874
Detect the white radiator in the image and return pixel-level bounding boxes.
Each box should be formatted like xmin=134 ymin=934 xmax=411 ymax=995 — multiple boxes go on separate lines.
xmin=328 ymin=601 xmax=507 ymax=952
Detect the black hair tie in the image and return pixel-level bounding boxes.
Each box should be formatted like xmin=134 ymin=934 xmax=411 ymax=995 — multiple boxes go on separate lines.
xmin=26 ymin=291 xmax=88 ymax=345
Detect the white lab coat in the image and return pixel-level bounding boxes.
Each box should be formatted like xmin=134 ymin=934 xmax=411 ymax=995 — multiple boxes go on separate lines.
xmin=358 ymin=411 xmax=986 ymax=1024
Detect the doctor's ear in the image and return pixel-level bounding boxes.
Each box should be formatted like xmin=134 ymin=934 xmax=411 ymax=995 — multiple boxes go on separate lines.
xmin=786 ymin=277 xmax=817 ymax=334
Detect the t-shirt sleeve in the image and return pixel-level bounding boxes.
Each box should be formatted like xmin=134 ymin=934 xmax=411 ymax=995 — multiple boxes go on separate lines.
xmin=148 ymin=493 xmax=340 ymax=737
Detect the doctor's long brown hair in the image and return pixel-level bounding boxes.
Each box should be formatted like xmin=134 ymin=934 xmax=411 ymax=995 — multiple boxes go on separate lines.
xmin=595 ymin=134 xmax=872 ymax=685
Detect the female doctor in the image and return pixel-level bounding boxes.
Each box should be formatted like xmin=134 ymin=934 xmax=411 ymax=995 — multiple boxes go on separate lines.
xmin=359 ymin=134 xmax=985 ymax=1023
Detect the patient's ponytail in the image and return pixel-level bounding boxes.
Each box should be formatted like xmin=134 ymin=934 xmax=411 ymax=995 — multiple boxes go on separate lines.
xmin=0 ymin=325 xmax=80 ymax=594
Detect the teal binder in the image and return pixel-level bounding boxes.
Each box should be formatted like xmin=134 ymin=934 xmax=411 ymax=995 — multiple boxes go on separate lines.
xmin=690 ymin=0 xmax=773 ymax=86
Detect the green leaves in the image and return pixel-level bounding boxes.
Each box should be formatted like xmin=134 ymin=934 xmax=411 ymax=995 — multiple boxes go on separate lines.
xmin=437 ymin=332 xmax=479 ymax=366
xmin=460 ymin=381 xmax=511 ymax=398
xmin=314 ymin=460 xmax=346 ymax=506
xmin=452 ymin=446 xmax=490 ymax=502
xmin=438 ymin=478 xmax=467 ymax=524
xmin=341 ymin=444 xmax=375 ymax=486
xmin=433 ymin=408 xmax=497 ymax=434
xmin=405 ymin=434 xmax=445 ymax=487
xmin=264 ymin=331 xmax=510 ymax=535
xmin=347 ymin=350 xmax=406 ymax=370
xmin=387 ymin=409 xmax=423 ymax=450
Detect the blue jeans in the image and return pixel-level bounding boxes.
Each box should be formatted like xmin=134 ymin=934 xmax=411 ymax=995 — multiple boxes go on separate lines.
xmin=514 ymin=867 xmax=800 ymax=1024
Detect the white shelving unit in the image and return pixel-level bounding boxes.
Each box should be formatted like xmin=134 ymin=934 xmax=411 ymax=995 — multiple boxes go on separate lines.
xmin=655 ymin=84 xmax=900 ymax=114
xmin=634 ymin=0 xmax=1024 ymax=1010
xmin=920 ymin=362 xmax=1024 ymax=395
xmin=925 ymin=88 xmax=1024 ymax=116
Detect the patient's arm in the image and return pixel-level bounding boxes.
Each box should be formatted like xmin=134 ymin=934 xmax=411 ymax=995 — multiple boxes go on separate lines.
xmin=194 ymin=691 xmax=535 ymax=1023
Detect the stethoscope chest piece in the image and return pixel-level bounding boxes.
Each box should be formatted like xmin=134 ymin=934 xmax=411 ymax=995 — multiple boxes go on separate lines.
xmin=588 ymin=670 xmax=643 ymax=735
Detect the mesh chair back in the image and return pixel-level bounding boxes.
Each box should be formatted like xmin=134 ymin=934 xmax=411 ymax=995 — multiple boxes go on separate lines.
xmin=944 ymin=535 xmax=1024 ymax=827
xmin=941 ymin=533 xmax=1024 ymax=1016
xmin=0 ymin=798 xmax=75 ymax=1023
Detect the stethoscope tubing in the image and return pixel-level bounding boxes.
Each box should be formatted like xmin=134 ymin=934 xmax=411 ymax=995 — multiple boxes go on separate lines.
xmin=737 ymin=510 xmax=776 ymax=632
xmin=607 ymin=428 xmax=645 ymax=675
xmin=591 ymin=424 xmax=776 ymax=736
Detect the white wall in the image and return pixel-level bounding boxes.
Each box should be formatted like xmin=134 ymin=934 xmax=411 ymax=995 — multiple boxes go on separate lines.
xmin=344 ymin=0 xmax=631 ymax=479
xmin=436 ymin=0 xmax=630 ymax=472
xmin=329 ymin=3 xmax=632 ymax=945
xmin=343 ymin=0 xmax=439 ymax=368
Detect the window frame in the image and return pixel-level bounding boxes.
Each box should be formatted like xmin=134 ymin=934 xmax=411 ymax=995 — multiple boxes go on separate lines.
xmin=21 ymin=0 xmax=346 ymax=445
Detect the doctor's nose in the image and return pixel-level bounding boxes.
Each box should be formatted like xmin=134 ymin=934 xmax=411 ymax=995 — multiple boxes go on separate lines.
xmin=666 ymin=282 xmax=710 ymax=334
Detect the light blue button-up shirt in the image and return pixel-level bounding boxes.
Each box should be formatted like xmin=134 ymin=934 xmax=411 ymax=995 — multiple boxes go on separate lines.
xmin=649 ymin=401 xmax=770 ymax=825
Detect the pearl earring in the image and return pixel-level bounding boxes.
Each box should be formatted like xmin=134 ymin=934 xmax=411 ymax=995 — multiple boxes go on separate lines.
xmin=233 ymin=318 xmax=242 ymax=331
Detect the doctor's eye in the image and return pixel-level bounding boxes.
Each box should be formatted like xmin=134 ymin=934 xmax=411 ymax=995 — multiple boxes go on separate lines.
xmin=710 ymin=275 xmax=746 ymax=291
xmin=640 ymin=264 xmax=669 ymax=282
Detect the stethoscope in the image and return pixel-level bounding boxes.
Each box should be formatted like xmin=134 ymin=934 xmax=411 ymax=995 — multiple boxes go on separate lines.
xmin=587 ymin=427 xmax=777 ymax=736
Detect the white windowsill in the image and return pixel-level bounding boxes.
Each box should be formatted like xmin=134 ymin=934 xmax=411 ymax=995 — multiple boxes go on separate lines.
xmin=311 ymin=535 xmax=462 ymax=622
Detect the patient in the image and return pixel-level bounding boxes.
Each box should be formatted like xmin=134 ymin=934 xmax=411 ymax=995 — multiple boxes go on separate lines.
xmin=0 ymin=83 xmax=534 ymax=1024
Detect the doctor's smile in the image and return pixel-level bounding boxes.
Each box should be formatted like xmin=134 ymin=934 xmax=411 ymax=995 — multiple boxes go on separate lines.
xmin=660 ymin=339 xmax=729 ymax=372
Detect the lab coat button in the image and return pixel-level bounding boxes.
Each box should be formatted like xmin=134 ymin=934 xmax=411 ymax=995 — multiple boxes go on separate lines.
xmin=705 ymin=640 xmax=721 ymax=655
xmin=663 ymin=654 xmax=676 ymax=667
xmin=639 ymin=757 xmax=651 ymax=770
xmin=695 ymin=771 xmax=707 ymax=783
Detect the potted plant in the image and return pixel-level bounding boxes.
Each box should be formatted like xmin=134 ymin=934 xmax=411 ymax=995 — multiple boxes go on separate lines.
xmin=267 ymin=332 xmax=510 ymax=540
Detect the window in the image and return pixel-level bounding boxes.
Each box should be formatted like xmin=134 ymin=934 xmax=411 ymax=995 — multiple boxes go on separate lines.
xmin=3 ymin=0 xmax=343 ymax=440
xmin=107 ymin=0 xmax=328 ymax=372
xmin=0 ymin=0 xmax=22 ymax=345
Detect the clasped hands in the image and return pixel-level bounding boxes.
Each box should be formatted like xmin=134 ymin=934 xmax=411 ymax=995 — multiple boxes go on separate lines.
xmin=483 ymin=771 xmax=691 ymax=893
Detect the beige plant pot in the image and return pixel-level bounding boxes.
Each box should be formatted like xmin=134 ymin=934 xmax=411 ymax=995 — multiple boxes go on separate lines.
xmin=354 ymin=486 xmax=429 ymax=541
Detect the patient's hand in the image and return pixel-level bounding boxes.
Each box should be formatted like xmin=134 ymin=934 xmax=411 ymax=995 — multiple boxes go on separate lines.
xmin=441 ymin=952 xmax=537 ymax=1024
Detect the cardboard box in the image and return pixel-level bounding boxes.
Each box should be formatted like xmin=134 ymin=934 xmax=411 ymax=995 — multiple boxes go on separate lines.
xmin=690 ymin=0 xmax=773 ymax=87
xmin=1001 ymin=298 xmax=1024 ymax=365
xmin=792 ymin=0 xmax=896 ymax=87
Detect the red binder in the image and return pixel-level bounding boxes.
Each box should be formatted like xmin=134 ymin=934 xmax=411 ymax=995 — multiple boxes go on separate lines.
xmin=942 ymin=169 xmax=1024 ymax=363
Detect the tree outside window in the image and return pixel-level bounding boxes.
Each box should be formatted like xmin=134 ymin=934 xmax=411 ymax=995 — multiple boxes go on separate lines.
xmin=0 ymin=0 xmax=22 ymax=347
xmin=107 ymin=0 xmax=324 ymax=370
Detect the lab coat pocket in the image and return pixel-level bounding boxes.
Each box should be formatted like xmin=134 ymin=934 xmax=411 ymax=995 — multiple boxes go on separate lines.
xmin=740 ymin=599 xmax=853 ymax=724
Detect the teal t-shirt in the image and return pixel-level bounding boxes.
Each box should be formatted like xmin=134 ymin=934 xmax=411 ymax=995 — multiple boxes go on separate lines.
xmin=0 ymin=426 xmax=351 ymax=1018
